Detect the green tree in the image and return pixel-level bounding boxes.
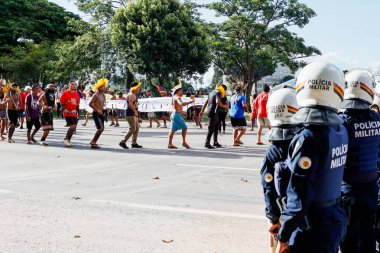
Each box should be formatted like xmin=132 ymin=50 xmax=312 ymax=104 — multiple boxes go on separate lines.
xmin=111 ymin=0 xmax=212 ymax=86
xmin=0 ymin=0 xmax=78 ymax=55
xmin=207 ymin=0 xmax=321 ymax=105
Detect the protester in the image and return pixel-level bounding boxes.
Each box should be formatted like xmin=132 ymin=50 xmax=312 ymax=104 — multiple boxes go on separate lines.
xmin=168 ymin=83 xmax=194 ymax=149
xmin=249 ymin=93 xmax=258 ymax=131
xmin=218 ymin=89 xmax=228 ymax=133
xmin=229 ymin=85 xmax=247 ymax=146
xmin=193 ymin=90 xmax=203 ymax=129
xmin=119 ymin=82 xmax=143 ymax=149
xmin=255 ymin=84 xmax=271 ymax=145
xmin=117 ymin=91 xmax=126 ymax=119
xmin=55 ymin=85 xmax=65 ymax=119
xmin=25 ymin=84 xmax=41 ymax=144
xmin=4 ymin=83 xmax=21 ymax=143
xmin=19 ymin=86 xmax=30 ymax=129
xmin=89 ymin=78 xmax=108 ymax=149
xmin=146 ymin=89 xmax=161 ymax=128
xmin=60 ymin=80 xmax=80 ymax=147
xmin=109 ymin=89 xmax=119 ymax=127
xmin=200 ymin=84 xmax=229 ymax=149
xmin=0 ymin=84 xmax=7 ymax=140
xmin=38 ymin=84 xmax=56 ymax=146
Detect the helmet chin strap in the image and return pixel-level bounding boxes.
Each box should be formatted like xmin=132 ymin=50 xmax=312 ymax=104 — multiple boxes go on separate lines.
xmin=291 ymin=107 xmax=343 ymax=126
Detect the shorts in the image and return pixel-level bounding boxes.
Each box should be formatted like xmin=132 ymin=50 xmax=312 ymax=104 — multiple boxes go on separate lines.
xmin=65 ymin=116 xmax=78 ymax=127
xmin=27 ymin=118 xmax=41 ymax=130
xmin=147 ymin=112 xmax=155 ymax=118
xmin=93 ymin=111 xmax=105 ymax=130
xmin=231 ymin=117 xmax=247 ymax=129
xmin=7 ymin=110 xmax=19 ymax=126
xmin=258 ymin=117 xmax=271 ymax=127
xmin=41 ymin=112 xmax=54 ymax=131
xmin=109 ymin=109 xmax=117 ymax=117
xmin=170 ymin=112 xmax=187 ymax=131
xmin=18 ymin=110 xmax=25 ymax=117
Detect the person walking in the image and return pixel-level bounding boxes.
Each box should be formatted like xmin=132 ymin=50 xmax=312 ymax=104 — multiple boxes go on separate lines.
xmin=146 ymin=89 xmax=161 ymax=128
xmin=229 ymin=85 xmax=248 ymax=146
xmin=0 ymin=84 xmax=7 ymax=140
xmin=119 ymin=82 xmax=142 ymax=149
xmin=60 ymin=80 xmax=80 ymax=147
xmin=168 ymin=83 xmax=194 ymax=149
xmin=249 ymin=93 xmax=258 ymax=131
xmin=4 ymin=83 xmax=21 ymax=143
xmin=89 ymin=78 xmax=108 ymax=149
xmin=218 ymin=93 xmax=228 ymax=133
xmin=200 ymin=84 xmax=229 ymax=149
xmin=255 ymin=84 xmax=271 ymax=145
xmin=38 ymin=84 xmax=56 ymax=146
xmin=25 ymin=84 xmax=41 ymax=144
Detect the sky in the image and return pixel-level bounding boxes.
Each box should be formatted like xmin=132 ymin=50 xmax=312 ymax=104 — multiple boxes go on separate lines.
xmin=49 ymin=0 xmax=380 ymax=82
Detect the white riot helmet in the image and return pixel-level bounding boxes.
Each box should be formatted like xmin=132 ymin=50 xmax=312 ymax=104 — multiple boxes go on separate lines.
xmin=295 ymin=61 xmax=345 ymax=111
xmin=267 ymin=84 xmax=298 ymax=127
xmin=344 ymin=69 xmax=375 ymax=105
xmin=372 ymin=80 xmax=380 ymax=108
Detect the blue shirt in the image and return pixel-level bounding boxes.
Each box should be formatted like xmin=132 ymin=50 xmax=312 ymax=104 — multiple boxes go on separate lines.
xmin=229 ymin=93 xmax=246 ymax=119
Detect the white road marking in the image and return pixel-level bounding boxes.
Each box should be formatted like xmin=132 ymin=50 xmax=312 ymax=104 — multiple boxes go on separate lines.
xmin=176 ymin=164 xmax=260 ymax=172
xmin=0 ymin=189 xmax=11 ymax=194
xmin=92 ymin=199 xmax=266 ymax=220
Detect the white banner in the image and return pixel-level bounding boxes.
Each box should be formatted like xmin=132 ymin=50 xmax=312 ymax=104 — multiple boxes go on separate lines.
xmin=79 ymin=97 xmax=206 ymax=113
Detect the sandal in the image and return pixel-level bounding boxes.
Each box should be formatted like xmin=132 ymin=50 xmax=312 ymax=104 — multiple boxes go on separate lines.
xmin=182 ymin=143 xmax=190 ymax=149
xmin=257 ymin=142 xmax=264 ymax=145
xmin=236 ymin=140 xmax=244 ymax=145
xmin=168 ymin=145 xmax=178 ymax=149
xmin=91 ymin=143 xmax=101 ymax=149
xmin=233 ymin=142 xmax=240 ymax=147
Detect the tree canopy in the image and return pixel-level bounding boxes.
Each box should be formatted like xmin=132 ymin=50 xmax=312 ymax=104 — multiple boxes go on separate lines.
xmin=206 ymin=0 xmax=321 ymax=101
xmin=111 ymin=0 xmax=212 ymax=86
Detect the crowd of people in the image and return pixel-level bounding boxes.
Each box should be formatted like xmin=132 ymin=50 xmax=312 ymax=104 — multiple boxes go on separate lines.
xmin=261 ymin=62 xmax=380 ymax=253
xmin=0 ymin=78 xmax=273 ymax=149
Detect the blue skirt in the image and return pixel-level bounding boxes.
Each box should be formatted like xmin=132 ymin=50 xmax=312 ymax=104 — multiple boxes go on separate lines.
xmin=170 ymin=112 xmax=187 ymax=131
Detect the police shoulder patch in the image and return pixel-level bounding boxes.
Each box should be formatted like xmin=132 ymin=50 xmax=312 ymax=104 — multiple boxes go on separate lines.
xmin=298 ymin=157 xmax=312 ymax=170
xmin=264 ymin=173 xmax=273 ymax=183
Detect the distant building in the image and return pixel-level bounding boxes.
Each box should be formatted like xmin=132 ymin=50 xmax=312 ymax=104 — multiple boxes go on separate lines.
xmin=255 ymin=64 xmax=294 ymax=92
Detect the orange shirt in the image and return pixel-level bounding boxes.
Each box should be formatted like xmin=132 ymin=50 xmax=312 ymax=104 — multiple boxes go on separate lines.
xmin=255 ymin=92 xmax=269 ymax=118
xmin=60 ymin=91 xmax=80 ymax=117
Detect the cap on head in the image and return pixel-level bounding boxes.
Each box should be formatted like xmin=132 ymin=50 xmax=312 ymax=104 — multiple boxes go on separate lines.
xmin=11 ymin=82 xmax=18 ymax=87
xmin=344 ymin=69 xmax=375 ymax=105
xmin=295 ymin=61 xmax=345 ymax=111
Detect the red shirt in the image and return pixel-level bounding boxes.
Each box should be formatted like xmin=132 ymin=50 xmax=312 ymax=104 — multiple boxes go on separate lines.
xmin=255 ymin=92 xmax=269 ymax=118
xmin=20 ymin=92 xmax=27 ymax=110
xmin=60 ymin=91 xmax=80 ymax=117
xmin=251 ymin=98 xmax=258 ymax=117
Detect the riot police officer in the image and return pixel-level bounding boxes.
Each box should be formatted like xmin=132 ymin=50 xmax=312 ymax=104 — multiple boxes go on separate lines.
xmin=260 ymin=84 xmax=299 ymax=253
xmin=339 ymin=69 xmax=380 ymax=253
xmin=276 ymin=62 xmax=348 ymax=253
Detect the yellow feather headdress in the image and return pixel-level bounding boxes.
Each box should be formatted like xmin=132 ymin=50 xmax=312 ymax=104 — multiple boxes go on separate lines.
xmin=93 ymin=78 xmax=109 ymax=91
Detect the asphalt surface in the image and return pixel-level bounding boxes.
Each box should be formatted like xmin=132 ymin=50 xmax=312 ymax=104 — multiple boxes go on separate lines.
xmin=0 ymin=118 xmax=270 ymax=253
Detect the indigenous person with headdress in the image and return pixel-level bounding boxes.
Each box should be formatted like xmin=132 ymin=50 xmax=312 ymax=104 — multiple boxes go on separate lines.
xmin=25 ymin=84 xmax=41 ymax=144
xmin=229 ymin=85 xmax=248 ymax=146
xmin=19 ymin=86 xmax=31 ymax=129
xmin=60 ymin=80 xmax=80 ymax=147
xmin=89 ymin=78 xmax=108 ymax=149
xmin=38 ymin=84 xmax=56 ymax=146
xmin=200 ymin=85 xmax=229 ymax=149
xmin=4 ymin=83 xmax=21 ymax=143
xmin=119 ymin=82 xmax=142 ymax=149
xmin=0 ymin=83 xmax=7 ymax=140
xmin=168 ymin=83 xmax=194 ymax=149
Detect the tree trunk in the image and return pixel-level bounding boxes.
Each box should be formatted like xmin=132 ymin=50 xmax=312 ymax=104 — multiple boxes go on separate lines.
xmin=245 ymin=79 xmax=254 ymax=113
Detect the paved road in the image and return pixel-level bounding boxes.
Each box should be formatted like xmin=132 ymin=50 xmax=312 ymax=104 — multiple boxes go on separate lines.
xmin=0 ymin=119 xmax=270 ymax=253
